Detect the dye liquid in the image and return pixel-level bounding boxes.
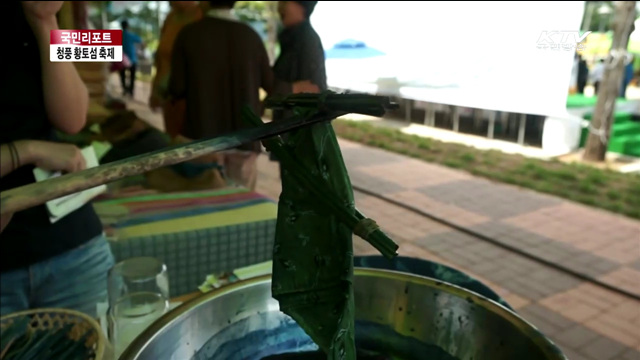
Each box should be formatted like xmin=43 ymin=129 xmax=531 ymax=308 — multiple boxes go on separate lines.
xmin=261 ymin=349 xmax=392 ymax=359
xmin=193 ymin=313 xmax=460 ymax=360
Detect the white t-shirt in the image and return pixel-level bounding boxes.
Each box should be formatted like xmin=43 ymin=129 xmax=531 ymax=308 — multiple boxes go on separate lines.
xmin=570 ymin=59 xmax=578 ymax=88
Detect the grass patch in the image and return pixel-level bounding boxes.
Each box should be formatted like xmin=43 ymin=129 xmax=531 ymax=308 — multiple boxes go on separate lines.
xmin=333 ymin=120 xmax=640 ymax=220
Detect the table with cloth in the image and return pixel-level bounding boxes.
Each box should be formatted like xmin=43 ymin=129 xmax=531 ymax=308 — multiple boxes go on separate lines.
xmin=93 ymin=187 xmax=277 ymax=297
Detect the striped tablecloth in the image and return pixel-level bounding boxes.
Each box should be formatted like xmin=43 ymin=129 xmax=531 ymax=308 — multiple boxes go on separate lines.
xmin=94 ymin=188 xmax=277 ymax=297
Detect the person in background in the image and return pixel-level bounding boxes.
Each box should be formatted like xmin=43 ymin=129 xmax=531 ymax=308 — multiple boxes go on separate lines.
xmin=620 ymin=55 xmax=634 ymax=99
xmin=577 ymin=55 xmax=589 ymax=94
xmin=274 ymin=1 xmax=325 ymax=91
xmin=120 ymin=19 xmax=143 ymax=97
xmin=168 ymin=0 xmax=318 ymax=191
xmin=269 ymin=1 xmax=325 ymax=172
xmin=569 ymin=54 xmax=579 ymax=94
xmin=591 ymin=59 xmax=605 ymax=95
xmin=0 ymin=1 xmax=114 ymax=317
xmin=149 ymin=1 xmax=202 ymax=127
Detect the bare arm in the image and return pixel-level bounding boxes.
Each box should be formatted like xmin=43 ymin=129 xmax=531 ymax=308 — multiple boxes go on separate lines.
xmin=259 ymin=42 xmax=317 ymax=97
xmin=29 ymin=14 xmax=89 ymax=134
xmin=152 ymin=12 xmax=172 ymax=88
xmin=0 ymin=142 xmax=20 ymax=229
xmin=0 ymin=142 xmax=36 ymax=178
xmin=0 ymin=140 xmax=85 ymax=178
xmin=0 ymin=139 xmax=84 ymax=233
xmin=259 ymin=41 xmax=291 ymax=96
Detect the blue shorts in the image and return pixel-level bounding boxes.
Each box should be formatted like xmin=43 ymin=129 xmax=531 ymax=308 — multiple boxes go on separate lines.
xmin=0 ymin=234 xmax=115 ymax=318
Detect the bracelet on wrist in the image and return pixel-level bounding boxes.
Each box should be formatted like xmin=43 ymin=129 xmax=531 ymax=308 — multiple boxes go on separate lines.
xmin=7 ymin=142 xmax=20 ymax=171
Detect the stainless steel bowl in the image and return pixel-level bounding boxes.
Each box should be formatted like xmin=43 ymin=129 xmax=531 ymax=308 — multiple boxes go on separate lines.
xmin=120 ymin=268 xmax=566 ymax=360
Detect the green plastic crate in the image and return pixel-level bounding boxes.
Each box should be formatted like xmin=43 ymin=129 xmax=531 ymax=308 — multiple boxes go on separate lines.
xmin=566 ymin=94 xmax=628 ymax=109
xmin=578 ymin=112 xmax=640 ymax=157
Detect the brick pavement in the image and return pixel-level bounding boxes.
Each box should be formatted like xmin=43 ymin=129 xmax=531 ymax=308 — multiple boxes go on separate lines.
xmin=256 ymin=140 xmax=640 ymax=360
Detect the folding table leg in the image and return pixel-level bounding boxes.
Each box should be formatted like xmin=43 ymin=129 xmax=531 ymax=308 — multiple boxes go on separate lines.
xmin=518 ymin=113 xmax=527 ymax=145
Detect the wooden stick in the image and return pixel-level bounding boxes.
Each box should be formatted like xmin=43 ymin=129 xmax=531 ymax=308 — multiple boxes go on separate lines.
xmin=0 ymin=112 xmax=340 ymax=215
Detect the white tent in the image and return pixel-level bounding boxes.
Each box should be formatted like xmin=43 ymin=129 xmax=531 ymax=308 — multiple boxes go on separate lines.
xmin=312 ymin=1 xmax=587 ymax=154
xmin=312 ymin=1 xmax=585 ymax=117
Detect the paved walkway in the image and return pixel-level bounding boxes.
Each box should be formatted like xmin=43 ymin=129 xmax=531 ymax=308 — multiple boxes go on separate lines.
xmin=119 ymin=77 xmax=640 ymax=359
xmin=256 ymin=140 xmax=640 ymax=360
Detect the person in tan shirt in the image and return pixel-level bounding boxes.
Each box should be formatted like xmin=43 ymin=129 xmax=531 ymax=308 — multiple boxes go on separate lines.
xmin=149 ymin=1 xmax=202 ymax=133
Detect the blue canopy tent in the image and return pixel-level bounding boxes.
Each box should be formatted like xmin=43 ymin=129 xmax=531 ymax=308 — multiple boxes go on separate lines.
xmin=324 ymin=39 xmax=385 ymax=59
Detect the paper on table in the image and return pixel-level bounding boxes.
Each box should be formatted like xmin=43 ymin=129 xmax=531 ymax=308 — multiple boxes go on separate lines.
xmin=234 ymin=260 xmax=273 ymax=280
xmin=91 ymin=140 xmax=113 ymax=161
xmin=33 ymin=146 xmax=107 ymax=224
xmin=199 ymin=260 xmax=273 ymax=293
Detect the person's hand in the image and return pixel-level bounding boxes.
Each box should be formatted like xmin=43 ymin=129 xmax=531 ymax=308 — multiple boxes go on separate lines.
xmin=292 ymin=80 xmax=320 ymax=94
xmin=30 ymin=141 xmax=86 ymax=173
xmin=21 ymin=1 xmax=64 ymax=22
xmin=0 ymin=212 xmax=13 ymax=234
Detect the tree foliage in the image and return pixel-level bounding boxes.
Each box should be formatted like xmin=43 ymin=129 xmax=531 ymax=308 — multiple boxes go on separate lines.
xmin=582 ymin=1 xmax=616 ymax=32
xmin=88 ymin=1 xmax=162 ymax=52
xmin=234 ymin=1 xmax=274 ymax=22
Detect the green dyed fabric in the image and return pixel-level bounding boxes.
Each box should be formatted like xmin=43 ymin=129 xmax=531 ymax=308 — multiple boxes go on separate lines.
xmin=245 ymin=112 xmax=356 ymax=359
xmin=274 ymin=120 xmax=357 ymax=359
xmin=242 ymin=92 xmax=399 ymax=360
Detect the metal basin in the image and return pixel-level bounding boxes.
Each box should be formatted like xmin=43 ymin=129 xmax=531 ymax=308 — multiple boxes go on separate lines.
xmin=120 ymin=268 xmax=566 ymax=360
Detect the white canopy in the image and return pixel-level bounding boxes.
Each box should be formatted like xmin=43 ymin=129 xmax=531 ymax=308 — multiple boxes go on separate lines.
xmin=312 ymin=1 xmax=586 ymax=118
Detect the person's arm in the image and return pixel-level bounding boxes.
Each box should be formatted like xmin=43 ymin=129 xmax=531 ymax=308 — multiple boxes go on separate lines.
xmin=135 ymin=33 xmax=146 ymax=49
xmin=0 ymin=140 xmax=85 ymax=178
xmin=150 ymin=13 xmax=172 ymax=107
xmin=152 ymin=30 xmax=164 ymax=86
xmin=23 ymin=2 xmax=89 ymax=135
xmin=154 ymin=12 xmax=172 ymax=79
xmin=0 ymin=139 xmax=85 ymax=233
xmin=259 ymin=38 xmax=291 ymax=96
xmin=259 ymin=39 xmax=319 ymax=96
xmin=0 ymin=142 xmax=36 ymax=178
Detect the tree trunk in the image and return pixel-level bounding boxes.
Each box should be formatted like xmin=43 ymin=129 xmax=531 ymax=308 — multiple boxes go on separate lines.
xmin=583 ymin=1 xmax=636 ymax=161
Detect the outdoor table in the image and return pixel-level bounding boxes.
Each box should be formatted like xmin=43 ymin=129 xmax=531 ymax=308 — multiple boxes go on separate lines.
xmin=96 ymin=188 xmax=278 ymax=297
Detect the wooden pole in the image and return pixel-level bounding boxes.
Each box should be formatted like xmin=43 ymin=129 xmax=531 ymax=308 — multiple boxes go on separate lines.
xmin=0 ymin=112 xmax=347 ymax=216
xmin=583 ymin=1 xmax=636 ymax=162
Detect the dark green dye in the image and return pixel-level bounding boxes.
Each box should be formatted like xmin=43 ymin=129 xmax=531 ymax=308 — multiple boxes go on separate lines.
xmin=193 ymin=312 xmax=459 ymax=360
xmin=261 ymin=350 xmax=390 ymax=359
